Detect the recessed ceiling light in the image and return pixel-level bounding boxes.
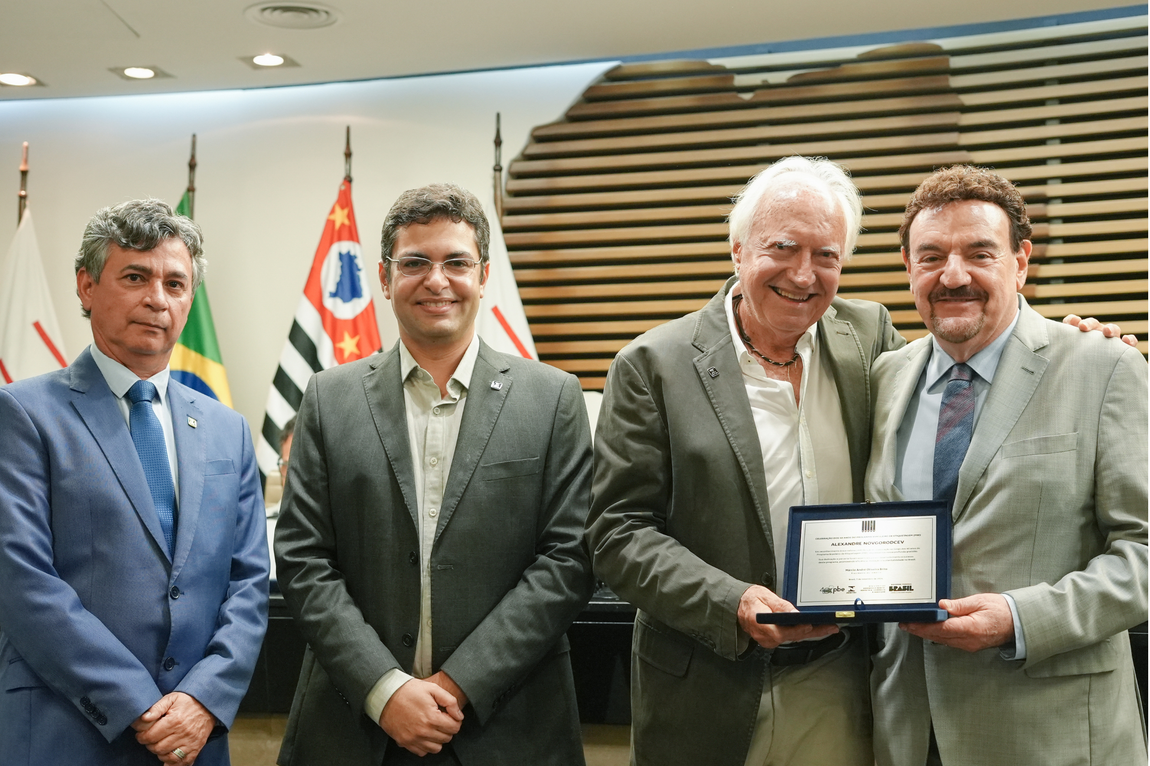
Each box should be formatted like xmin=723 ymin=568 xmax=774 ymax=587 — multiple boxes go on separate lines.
xmin=0 ymin=73 xmax=37 ymax=86
xmin=110 ymin=66 xmax=173 ymax=81
xmin=239 ymin=53 xmax=300 ymax=70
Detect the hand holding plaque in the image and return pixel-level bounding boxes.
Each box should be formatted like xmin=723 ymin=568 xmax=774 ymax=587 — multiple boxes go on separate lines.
xmin=757 ymin=500 xmax=952 ymax=625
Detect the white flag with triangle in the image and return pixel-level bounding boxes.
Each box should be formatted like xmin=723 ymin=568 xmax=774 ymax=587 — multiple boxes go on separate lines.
xmin=0 ymin=207 xmax=68 ymax=383
xmin=477 ymin=202 xmax=536 ymax=360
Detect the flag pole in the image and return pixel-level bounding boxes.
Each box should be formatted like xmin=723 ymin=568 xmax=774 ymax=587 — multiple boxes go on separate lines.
xmin=344 ymin=126 xmax=352 ymax=183
xmin=17 ymin=142 xmax=28 ymax=224
xmin=186 ymin=134 xmax=197 ymax=219
xmin=493 ymin=114 xmax=503 ymax=221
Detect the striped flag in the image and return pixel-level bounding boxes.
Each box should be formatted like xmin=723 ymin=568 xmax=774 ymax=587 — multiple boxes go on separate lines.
xmin=0 ymin=207 xmax=68 ymax=383
xmin=170 ymin=191 xmax=233 ymax=406
xmin=256 ymin=179 xmax=382 ymax=476
xmin=477 ymin=202 xmax=536 ymax=360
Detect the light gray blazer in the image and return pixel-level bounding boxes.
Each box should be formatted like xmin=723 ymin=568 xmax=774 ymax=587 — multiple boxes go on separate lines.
xmin=866 ymin=299 xmax=1148 ymax=766
xmin=587 ymin=279 xmax=903 ymax=766
xmin=275 ymin=340 xmax=593 ymax=766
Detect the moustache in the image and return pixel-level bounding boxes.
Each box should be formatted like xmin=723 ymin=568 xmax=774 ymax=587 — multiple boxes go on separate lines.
xmin=929 ymin=286 xmax=987 ymax=302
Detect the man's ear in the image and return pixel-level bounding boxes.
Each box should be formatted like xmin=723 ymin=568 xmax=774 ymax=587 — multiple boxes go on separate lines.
xmin=379 ymin=261 xmax=392 ymax=300
xmin=1014 ymin=240 xmax=1032 ymax=290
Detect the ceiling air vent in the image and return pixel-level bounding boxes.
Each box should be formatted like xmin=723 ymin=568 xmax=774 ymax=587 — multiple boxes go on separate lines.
xmin=244 ymin=3 xmax=340 ymax=29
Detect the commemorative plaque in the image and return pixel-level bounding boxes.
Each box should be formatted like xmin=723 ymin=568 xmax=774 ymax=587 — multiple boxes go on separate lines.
xmin=757 ymin=500 xmax=951 ymax=625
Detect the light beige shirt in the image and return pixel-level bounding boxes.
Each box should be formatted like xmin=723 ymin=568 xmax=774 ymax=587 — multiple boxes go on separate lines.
xmin=364 ymin=335 xmax=480 ymax=725
xmin=724 ymin=287 xmax=852 ymax=587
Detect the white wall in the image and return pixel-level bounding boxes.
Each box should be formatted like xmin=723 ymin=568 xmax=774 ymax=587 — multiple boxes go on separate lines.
xmin=0 ymin=61 xmax=613 ymax=432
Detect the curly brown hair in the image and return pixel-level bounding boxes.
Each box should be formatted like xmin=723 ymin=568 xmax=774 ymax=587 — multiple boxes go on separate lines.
xmin=899 ymin=165 xmax=1032 ymax=254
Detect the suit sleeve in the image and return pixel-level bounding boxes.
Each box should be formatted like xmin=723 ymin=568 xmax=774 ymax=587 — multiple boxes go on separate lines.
xmin=174 ymin=416 xmax=270 ymax=728
xmin=586 ymin=352 xmax=749 ymax=662
xmin=1008 ymin=348 xmax=1149 ymax=667
xmin=275 ymin=376 xmax=405 ymax=716
xmin=0 ymin=388 xmax=163 ymax=741
xmin=440 ymin=374 xmax=595 ymax=725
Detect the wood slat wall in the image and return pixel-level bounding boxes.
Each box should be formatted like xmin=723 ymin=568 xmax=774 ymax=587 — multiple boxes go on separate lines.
xmin=502 ymin=19 xmax=1149 ymax=389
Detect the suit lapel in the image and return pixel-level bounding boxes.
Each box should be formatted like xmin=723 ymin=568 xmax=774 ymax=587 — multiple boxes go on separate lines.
xmin=818 ymin=305 xmax=870 ymax=499
xmin=874 ymin=341 xmax=932 ymax=502
xmin=691 ymin=281 xmax=773 ymax=545
xmin=169 ymin=385 xmax=203 ymax=573
xmin=437 ymin=344 xmax=508 ymax=541
xmin=952 ymin=304 xmax=1049 ymax=518
xmin=68 ymin=349 xmax=171 ymax=560
xmin=363 ymin=346 xmax=419 ymax=528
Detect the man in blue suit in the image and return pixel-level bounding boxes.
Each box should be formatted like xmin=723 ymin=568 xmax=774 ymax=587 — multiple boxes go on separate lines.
xmin=0 ymin=199 xmax=269 ymax=765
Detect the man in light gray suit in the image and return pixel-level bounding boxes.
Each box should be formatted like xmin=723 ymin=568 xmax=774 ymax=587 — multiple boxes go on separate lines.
xmin=275 ymin=184 xmax=593 ymax=766
xmin=866 ymin=165 xmax=1147 ymax=765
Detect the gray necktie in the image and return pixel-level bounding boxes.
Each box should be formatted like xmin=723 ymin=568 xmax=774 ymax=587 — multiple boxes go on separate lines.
xmin=933 ymin=363 xmax=975 ymax=506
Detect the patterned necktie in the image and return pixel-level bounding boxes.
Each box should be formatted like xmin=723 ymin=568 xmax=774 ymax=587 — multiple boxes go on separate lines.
xmin=933 ymin=363 xmax=975 ymax=505
xmin=127 ymin=380 xmax=177 ymax=555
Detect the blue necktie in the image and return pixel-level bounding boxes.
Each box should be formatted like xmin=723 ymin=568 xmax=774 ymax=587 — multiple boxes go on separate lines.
xmin=933 ymin=363 xmax=975 ymax=505
xmin=127 ymin=380 xmax=177 ymax=555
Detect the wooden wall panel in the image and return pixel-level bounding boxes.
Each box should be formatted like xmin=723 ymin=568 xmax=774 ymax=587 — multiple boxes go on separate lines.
xmin=502 ymin=20 xmax=1149 ymax=389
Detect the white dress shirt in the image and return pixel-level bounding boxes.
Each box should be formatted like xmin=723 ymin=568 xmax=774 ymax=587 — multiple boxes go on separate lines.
xmin=365 ymin=335 xmax=480 ymax=725
xmin=724 ymin=287 xmax=852 ymax=588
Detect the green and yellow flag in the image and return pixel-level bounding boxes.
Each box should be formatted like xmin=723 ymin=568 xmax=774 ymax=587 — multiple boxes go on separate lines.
xmin=170 ymin=191 xmax=233 ymax=407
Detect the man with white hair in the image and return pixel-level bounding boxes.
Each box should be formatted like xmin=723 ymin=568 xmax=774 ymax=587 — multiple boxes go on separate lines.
xmin=587 ymin=156 xmax=902 ymax=765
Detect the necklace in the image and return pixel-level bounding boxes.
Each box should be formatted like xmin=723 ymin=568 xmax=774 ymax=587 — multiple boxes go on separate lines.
xmin=733 ymin=295 xmax=800 ymax=368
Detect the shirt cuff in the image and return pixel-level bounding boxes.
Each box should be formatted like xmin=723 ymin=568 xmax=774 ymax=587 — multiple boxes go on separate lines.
xmin=999 ymin=592 xmax=1027 ymax=661
xmin=364 ymin=668 xmax=414 ymax=726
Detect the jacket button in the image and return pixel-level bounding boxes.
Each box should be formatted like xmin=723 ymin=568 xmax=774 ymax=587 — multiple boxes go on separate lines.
xmin=96 ymin=714 xmax=108 ymax=725
xmin=409 ymin=551 xmax=418 ymax=566
xmin=169 ymin=586 xmax=180 ymax=599
xmin=401 ymin=633 xmax=415 ymax=647
xmin=162 ymin=657 xmax=176 ymax=671
xmin=761 ymin=572 xmax=771 ymax=585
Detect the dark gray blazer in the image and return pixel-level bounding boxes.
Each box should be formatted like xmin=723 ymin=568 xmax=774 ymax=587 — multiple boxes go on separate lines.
xmin=275 ymin=339 xmax=593 ymax=766
xmin=586 ymin=279 xmax=903 ymax=765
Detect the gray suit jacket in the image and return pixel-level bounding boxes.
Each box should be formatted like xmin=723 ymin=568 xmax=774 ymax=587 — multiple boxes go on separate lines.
xmin=866 ymin=299 xmax=1148 ymax=766
xmin=586 ymin=279 xmax=903 ymax=765
xmin=275 ymin=340 xmax=593 ymax=766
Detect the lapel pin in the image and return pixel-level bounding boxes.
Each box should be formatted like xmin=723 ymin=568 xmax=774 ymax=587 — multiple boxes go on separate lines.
xmin=490 ymin=381 xmax=503 ymax=390
xmin=187 ymin=416 xmax=198 ymax=428
xmin=707 ymin=367 xmax=719 ymax=378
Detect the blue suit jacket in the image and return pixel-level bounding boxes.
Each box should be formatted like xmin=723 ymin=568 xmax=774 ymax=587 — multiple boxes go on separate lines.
xmin=0 ymin=347 xmax=269 ymax=766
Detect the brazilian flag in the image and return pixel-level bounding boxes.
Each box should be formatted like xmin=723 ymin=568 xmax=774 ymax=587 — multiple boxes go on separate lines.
xmin=170 ymin=191 xmax=233 ymax=407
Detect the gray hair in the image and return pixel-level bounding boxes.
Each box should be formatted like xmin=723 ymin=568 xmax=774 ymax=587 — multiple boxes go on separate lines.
xmin=74 ymin=198 xmax=205 ymax=318
xmin=727 ymin=156 xmax=863 ymax=259
xmin=379 ymin=183 xmax=490 ymax=284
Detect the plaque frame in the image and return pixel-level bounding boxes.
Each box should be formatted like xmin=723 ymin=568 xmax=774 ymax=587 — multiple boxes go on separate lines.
xmin=757 ymin=499 xmax=951 ymax=625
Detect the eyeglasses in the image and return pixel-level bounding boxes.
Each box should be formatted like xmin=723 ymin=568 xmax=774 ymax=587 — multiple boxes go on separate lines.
xmin=385 ymin=256 xmax=480 ymax=279
xmin=277 ymin=457 xmax=288 ymax=469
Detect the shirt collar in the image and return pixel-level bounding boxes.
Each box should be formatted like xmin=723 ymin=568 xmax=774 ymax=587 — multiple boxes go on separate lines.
xmin=925 ymin=295 xmax=1022 ymax=390
xmin=399 ymin=333 xmax=481 ymax=398
xmin=724 ymin=282 xmax=818 ymax=365
xmin=89 ymin=342 xmax=171 ymax=405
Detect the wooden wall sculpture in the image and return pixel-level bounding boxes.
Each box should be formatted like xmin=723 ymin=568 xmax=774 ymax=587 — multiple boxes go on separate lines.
xmin=502 ymin=18 xmax=1148 ymax=390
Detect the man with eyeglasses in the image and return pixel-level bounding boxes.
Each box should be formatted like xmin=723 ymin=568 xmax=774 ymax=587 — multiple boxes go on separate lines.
xmin=275 ymin=183 xmax=594 ymax=765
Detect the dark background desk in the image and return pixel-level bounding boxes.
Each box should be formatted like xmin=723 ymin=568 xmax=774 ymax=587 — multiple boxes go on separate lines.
xmin=241 ymin=593 xmax=1147 ymax=728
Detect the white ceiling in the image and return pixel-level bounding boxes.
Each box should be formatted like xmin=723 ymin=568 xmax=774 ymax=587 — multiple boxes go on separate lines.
xmin=0 ymin=0 xmax=1132 ymax=102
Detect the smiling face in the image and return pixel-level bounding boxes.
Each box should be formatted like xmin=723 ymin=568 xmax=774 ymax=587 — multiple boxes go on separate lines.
xmin=77 ymin=238 xmax=194 ymax=378
xmin=904 ymin=199 xmax=1030 ymax=362
xmin=731 ymin=180 xmax=847 ymax=347
xmin=380 ymin=217 xmax=489 ymax=356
